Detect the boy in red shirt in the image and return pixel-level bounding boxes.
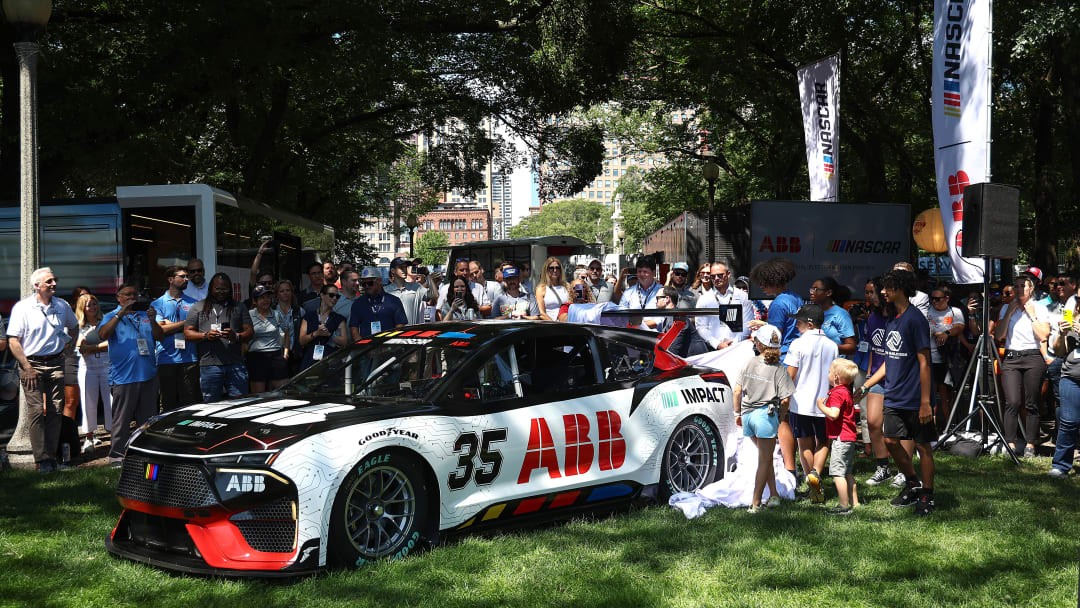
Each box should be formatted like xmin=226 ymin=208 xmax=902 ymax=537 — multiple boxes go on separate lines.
xmin=817 ymin=358 xmax=860 ymax=515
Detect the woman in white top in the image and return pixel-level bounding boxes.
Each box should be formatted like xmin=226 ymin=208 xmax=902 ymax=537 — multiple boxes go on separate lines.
xmin=993 ymin=272 xmax=1052 ymax=456
xmin=535 ymin=256 xmax=569 ymax=321
xmin=927 ymin=286 xmax=965 ymax=426
xmin=74 ymin=293 xmax=111 ymax=453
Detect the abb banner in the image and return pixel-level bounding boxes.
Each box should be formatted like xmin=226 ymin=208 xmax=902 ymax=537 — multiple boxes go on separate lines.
xmin=749 ymin=201 xmax=909 ymax=300
xmin=932 ymin=0 xmax=990 ymax=284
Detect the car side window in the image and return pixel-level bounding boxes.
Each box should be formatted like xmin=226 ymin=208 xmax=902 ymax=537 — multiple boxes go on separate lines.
xmin=601 ymin=339 xmax=654 ymax=382
xmin=460 ymin=344 xmax=521 ymax=402
xmin=514 ymin=335 xmax=600 ymax=396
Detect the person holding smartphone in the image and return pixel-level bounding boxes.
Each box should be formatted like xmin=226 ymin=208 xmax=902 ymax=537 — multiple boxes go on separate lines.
xmin=184 ymin=272 xmax=254 ymax=403
xmin=95 ymin=283 xmax=164 ymax=468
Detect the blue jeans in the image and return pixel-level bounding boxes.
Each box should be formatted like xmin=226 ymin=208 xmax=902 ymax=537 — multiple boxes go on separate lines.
xmin=1052 ymin=376 xmax=1079 ymax=473
xmin=199 ymin=363 xmax=249 ymax=403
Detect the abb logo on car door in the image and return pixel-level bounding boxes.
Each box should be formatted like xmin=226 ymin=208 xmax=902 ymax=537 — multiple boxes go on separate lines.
xmin=517 ymin=410 xmax=625 ymax=484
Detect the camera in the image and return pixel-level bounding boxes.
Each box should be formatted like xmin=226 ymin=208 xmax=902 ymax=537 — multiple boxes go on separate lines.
xmin=848 ymin=302 xmax=868 ymax=320
xmin=130 ymin=296 xmax=151 ymax=312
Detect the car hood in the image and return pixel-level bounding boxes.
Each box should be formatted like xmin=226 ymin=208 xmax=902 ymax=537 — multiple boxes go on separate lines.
xmin=132 ymin=394 xmax=439 ymax=456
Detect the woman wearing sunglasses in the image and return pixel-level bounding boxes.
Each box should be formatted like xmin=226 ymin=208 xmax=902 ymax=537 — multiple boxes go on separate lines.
xmin=536 ymin=256 xmax=570 ymax=321
xmin=690 ymin=264 xmax=714 ymax=299
xmin=298 ymin=284 xmax=348 ymax=368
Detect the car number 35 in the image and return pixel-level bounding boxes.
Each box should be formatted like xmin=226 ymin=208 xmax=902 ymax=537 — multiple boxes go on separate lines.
xmin=447 ymin=429 xmax=507 ymax=490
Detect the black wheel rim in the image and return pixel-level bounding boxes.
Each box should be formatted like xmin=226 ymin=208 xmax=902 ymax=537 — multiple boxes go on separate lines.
xmin=666 ymin=424 xmax=712 ymax=493
xmin=343 ymin=465 xmax=416 ymax=557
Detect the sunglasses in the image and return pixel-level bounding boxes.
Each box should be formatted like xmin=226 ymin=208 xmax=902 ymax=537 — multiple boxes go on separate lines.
xmin=548 ymin=266 xmax=561 ymax=271
xmin=672 ymin=271 xmax=687 ymax=276
xmin=931 ymin=296 xmax=946 ymax=301
xmin=711 ymin=273 xmax=728 ymax=279
xmin=656 ymin=294 xmax=670 ymax=301
xmin=454 ymin=257 xmax=470 ymax=263
xmin=361 ymin=280 xmax=377 ymax=287
xmin=588 ymin=266 xmax=603 ymax=271
xmin=325 ymin=293 xmax=341 ymax=299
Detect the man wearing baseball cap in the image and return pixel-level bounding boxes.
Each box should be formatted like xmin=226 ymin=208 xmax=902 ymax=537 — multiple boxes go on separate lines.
xmin=492 ymin=266 xmax=540 ymax=320
xmin=386 ymin=257 xmax=428 ymax=325
xmin=349 ymin=267 xmax=407 ymax=339
xmin=585 ymin=258 xmax=613 ymax=303
xmin=667 ymin=262 xmax=695 ymax=310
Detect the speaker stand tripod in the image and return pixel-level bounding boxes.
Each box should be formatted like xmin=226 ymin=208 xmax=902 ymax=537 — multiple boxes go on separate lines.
xmin=935 ymin=257 xmax=1020 ymax=465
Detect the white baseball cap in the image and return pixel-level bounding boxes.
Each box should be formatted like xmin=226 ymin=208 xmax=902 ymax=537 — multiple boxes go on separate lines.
xmin=752 ymin=324 xmax=782 ymax=348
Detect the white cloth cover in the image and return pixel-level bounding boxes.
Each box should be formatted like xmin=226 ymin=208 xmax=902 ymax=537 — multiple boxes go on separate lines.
xmin=669 ymin=341 xmax=797 ymax=516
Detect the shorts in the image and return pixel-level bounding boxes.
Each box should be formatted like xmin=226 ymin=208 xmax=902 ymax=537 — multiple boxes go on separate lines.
xmin=868 ymin=383 xmax=885 ymax=395
xmin=931 ymin=361 xmax=947 ymax=385
xmin=742 ymin=407 xmax=779 ymax=438
xmin=246 ymin=350 xmax=290 ymax=382
xmin=883 ymin=406 xmax=937 ymax=444
xmin=788 ymin=411 xmax=828 ymax=440
xmin=829 ymin=440 xmax=859 ymax=477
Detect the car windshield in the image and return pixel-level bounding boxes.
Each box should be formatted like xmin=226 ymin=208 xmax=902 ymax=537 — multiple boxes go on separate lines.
xmin=282 ymin=341 xmax=475 ymax=400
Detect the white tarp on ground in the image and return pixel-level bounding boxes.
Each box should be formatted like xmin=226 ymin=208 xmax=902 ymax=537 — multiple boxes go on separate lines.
xmin=668 ymin=342 xmax=797 ymax=517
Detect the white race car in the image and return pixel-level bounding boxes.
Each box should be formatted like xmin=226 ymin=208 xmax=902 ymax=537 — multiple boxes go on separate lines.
xmin=106 ymin=321 xmax=734 ymax=576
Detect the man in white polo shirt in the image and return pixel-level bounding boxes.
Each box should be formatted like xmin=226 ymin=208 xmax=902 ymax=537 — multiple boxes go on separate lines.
xmin=6 ymin=267 xmax=78 ymax=473
xmin=696 ymin=261 xmax=754 ymax=350
xmin=619 ymin=256 xmax=662 ymax=331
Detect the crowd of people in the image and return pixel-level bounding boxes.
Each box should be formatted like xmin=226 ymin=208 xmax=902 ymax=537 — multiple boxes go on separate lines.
xmin=3 ymin=249 xmax=1077 ymax=505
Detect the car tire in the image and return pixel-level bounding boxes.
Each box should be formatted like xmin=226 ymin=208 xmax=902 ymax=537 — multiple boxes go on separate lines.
xmin=659 ymin=415 xmax=723 ymax=501
xmin=328 ymin=450 xmax=432 ymax=568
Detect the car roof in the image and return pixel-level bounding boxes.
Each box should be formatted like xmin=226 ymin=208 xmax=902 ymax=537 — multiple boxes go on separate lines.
xmin=383 ymin=320 xmax=658 ymax=345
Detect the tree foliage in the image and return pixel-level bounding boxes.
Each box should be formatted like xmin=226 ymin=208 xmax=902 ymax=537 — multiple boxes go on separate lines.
xmin=0 ymin=0 xmax=636 ymax=231
xmin=414 ymin=230 xmax=450 ymax=267
xmin=510 ymin=198 xmax=613 ymax=248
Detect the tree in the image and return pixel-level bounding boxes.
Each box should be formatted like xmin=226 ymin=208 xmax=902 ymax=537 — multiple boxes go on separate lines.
xmin=0 ymin=0 xmax=638 ymax=235
xmin=414 ymin=230 xmax=450 ymax=267
xmin=510 ymin=199 xmax=613 ymax=248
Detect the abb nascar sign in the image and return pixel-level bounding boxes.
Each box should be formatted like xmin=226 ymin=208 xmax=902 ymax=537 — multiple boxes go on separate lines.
xmin=749 ymin=200 xmax=909 ymax=300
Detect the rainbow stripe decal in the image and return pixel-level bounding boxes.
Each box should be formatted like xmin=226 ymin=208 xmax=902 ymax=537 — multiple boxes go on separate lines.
xmin=145 ymin=463 xmax=159 ymax=481
xmin=454 ymin=483 xmax=639 ymax=530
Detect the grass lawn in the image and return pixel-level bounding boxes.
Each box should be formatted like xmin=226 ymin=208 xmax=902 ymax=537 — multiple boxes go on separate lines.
xmin=1 ymin=454 xmax=1078 ymax=608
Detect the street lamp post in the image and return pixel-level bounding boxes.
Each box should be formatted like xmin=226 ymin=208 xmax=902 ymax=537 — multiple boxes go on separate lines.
xmin=3 ymin=0 xmax=52 ymax=467
xmin=406 ymin=214 xmax=418 ymax=258
xmin=617 ymin=229 xmax=626 ymax=256
xmin=702 ymin=152 xmax=720 ymax=265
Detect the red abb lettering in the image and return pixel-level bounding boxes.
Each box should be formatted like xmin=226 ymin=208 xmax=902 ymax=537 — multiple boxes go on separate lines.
xmin=517 ymin=417 xmax=562 ymax=484
xmin=517 ymin=410 xmax=625 ymax=484
xmin=562 ymin=414 xmax=593 ymax=476
xmin=596 ymin=410 xmax=626 ymax=471
xmin=760 ymin=236 xmax=800 ymax=253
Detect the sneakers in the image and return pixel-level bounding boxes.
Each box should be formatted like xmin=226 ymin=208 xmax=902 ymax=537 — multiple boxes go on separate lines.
xmin=890 ymin=471 xmax=907 ymax=488
xmin=825 ymin=506 xmax=853 ymax=516
xmin=1047 ymin=468 xmax=1068 ymax=480
xmin=866 ymin=465 xmax=892 ymax=486
xmin=890 ymin=481 xmax=922 ymax=507
xmin=747 ymin=504 xmax=761 ymax=514
xmin=766 ymin=496 xmax=781 ymax=508
xmin=1023 ymin=447 xmax=1037 ymax=459
xmin=82 ymin=438 xmax=95 ymax=454
xmin=37 ymin=460 xmax=57 ymax=473
xmin=914 ymin=492 xmax=935 ymax=516
xmin=807 ymin=470 xmax=824 ymax=504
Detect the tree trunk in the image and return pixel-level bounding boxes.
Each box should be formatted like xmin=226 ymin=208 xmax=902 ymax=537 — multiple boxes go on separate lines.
xmin=1030 ymin=82 xmax=1058 ymax=271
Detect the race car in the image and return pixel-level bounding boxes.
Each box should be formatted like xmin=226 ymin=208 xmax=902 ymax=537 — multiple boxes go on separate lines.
xmin=106 ymin=321 xmax=735 ymax=576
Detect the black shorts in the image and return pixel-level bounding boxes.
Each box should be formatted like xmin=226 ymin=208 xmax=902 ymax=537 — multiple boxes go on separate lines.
xmin=246 ymin=350 xmax=290 ymax=382
xmin=931 ymin=361 xmax=948 ymax=385
xmin=788 ymin=411 xmax=828 ymax=440
xmin=883 ymin=406 xmax=937 ymax=444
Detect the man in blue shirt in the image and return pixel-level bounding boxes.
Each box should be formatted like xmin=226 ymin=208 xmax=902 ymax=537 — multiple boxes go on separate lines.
xmin=855 ymin=269 xmax=935 ymax=515
xmin=96 ymin=283 xmax=164 ymax=468
xmin=152 ymin=266 xmax=199 ymax=411
xmin=350 ymin=267 xmax=408 ymax=340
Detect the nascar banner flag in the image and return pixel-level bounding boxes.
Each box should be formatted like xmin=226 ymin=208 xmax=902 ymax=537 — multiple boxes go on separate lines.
xmin=932 ymin=0 xmax=990 ymax=283
xmin=797 ymin=53 xmax=841 ymax=202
